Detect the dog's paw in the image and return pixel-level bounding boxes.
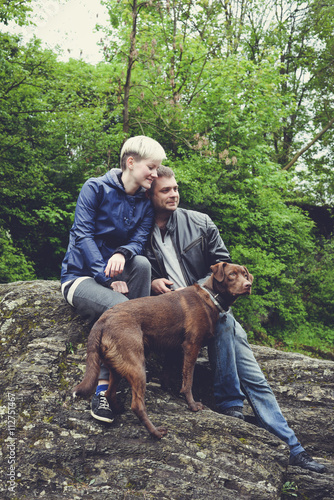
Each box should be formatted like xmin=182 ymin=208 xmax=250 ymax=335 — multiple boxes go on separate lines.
xmin=72 ymin=391 xmax=77 ymax=399
xmin=189 ymin=401 xmax=204 ymax=412
xmin=152 ymin=426 xmax=168 ymax=439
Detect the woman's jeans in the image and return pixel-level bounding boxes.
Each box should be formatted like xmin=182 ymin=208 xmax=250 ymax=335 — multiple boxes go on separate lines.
xmin=68 ymin=255 xmax=151 ymax=381
xmin=208 ymin=312 xmax=304 ymax=457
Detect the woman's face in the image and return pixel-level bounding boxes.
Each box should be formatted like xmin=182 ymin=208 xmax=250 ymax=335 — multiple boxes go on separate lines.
xmin=129 ymin=157 xmax=160 ymax=190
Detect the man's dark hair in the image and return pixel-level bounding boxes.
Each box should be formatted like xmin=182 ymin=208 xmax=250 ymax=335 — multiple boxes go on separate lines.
xmin=157 ymin=165 xmax=174 ymax=178
xmin=149 ymin=165 xmax=175 ymax=193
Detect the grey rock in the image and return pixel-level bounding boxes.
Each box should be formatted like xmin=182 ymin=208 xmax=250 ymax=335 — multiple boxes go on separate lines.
xmin=0 ymin=280 xmax=333 ymax=499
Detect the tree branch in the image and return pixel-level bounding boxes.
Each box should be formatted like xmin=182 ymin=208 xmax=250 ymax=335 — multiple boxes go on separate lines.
xmin=283 ymin=116 xmax=334 ymax=170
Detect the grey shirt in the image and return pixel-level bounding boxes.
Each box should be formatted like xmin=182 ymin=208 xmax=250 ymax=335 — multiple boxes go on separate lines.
xmin=153 ymin=224 xmax=187 ymax=289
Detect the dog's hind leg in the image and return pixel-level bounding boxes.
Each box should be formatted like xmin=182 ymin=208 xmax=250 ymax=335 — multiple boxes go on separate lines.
xmin=126 ymin=354 xmax=168 ymax=439
xmin=73 ymin=322 xmax=103 ymax=398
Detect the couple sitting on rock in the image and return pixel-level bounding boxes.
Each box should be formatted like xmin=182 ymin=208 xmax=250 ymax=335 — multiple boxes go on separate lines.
xmin=61 ymin=135 xmax=327 ymax=474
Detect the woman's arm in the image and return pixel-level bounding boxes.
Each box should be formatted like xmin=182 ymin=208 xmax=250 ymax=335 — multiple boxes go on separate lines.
xmin=72 ymin=181 xmax=111 ymax=285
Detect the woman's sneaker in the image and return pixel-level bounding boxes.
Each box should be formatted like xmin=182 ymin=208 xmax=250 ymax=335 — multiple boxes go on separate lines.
xmin=91 ymin=391 xmax=114 ymax=423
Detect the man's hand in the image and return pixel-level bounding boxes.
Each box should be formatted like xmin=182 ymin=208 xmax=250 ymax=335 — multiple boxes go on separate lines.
xmin=110 ymin=281 xmax=129 ymax=294
xmin=105 ymin=253 xmax=125 ymax=278
xmin=151 ymin=278 xmax=174 ymax=294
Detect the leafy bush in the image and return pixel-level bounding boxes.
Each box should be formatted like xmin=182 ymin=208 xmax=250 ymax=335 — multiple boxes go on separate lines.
xmin=0 ymin=229 xmax=36 ymax=283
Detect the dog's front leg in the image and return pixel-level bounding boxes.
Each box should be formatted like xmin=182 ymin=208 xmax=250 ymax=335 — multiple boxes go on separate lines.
xmin=104 ymin=370 xmax=123 ymax=414
xmin=180 ymin=341 xmax=204 ymax=412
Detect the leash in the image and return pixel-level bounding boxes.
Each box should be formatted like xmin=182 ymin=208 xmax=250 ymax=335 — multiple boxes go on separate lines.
xmin=200 ymin=285 xmax=230 ymax=314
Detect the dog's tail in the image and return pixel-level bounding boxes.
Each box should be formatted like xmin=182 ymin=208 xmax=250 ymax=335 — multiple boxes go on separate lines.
xmin=73 ymin=323 xmax=104 ymax=398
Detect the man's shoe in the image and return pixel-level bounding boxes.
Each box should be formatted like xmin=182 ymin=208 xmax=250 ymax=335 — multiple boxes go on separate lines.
xmin=220 ymin=406 xmax=244 ymax=420
xmin=289 ymin=451 xmax=327 ymax=474
xmin=91 ymin=391 xmax=114 ymax=423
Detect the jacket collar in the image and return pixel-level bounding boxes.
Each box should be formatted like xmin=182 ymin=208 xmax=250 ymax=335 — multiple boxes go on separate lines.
xmin=165 ymin=209 xmax=178 ymax=233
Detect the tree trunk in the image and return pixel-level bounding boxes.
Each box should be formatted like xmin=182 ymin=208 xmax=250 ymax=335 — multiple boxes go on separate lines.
xmin=123 ymin=0 xmax=138 ymax=134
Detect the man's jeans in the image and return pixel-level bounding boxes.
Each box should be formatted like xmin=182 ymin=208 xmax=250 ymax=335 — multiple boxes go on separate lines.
xmin=208 ymin=313 xmax=304 ymax=457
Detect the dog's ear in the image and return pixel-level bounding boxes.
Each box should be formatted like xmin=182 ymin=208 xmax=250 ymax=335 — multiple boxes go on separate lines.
xmin=210 ymin=262 xmax=227 ymax=282
xmin=243 ymin=266 xmax=254 ymax=284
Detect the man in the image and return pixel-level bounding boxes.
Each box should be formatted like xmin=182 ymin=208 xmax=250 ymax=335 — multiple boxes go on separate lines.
xmin=145 ymin=165 xmax=327 ymax=474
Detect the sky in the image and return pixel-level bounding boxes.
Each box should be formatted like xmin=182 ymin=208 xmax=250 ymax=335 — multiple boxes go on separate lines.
xmin=5 ymin=0 xmax=110 ymax=64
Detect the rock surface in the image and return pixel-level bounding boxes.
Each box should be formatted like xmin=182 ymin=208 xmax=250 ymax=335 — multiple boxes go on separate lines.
xmin=0 ymin=280 xmax=333 ymax=499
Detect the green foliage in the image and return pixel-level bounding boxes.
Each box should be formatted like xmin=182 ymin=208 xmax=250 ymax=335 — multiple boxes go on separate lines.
xmin=0 ymin=33 xmax=123 ymax=278
xmin=0 ymin=0 xmax=33 ymax=26
xmin=282 ymin=481 xmax=298 ymax=498
xmin=298 ymin=238 xmax=334 ymax=327
xmin=0 ymin=228 xmax=36 ymax=283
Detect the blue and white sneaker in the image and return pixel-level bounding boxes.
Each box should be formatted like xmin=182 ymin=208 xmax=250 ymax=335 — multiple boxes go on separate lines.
xmin=91 ymin=391 xmax=114 ymax=423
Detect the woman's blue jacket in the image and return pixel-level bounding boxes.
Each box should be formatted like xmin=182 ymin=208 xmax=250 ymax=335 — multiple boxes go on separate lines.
xmin=61 ymin=168 xmax=154 ymax=287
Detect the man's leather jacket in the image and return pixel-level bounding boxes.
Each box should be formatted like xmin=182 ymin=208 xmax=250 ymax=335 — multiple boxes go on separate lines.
xmin=145 ymin=208 xmax=231 ymax=286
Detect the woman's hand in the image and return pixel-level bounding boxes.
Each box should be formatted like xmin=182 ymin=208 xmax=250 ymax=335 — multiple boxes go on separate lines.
xmin=110 ymin=281 xmax=129 ymax=294
xmin=105 ymin=253 xmax=125 ymax=278
xmin=151 ymin=278 xmax=174 ymax=295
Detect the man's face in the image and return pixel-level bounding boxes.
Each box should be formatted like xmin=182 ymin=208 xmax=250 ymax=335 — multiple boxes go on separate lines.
xmin=150 ymin=176 xmax=180 ymax=213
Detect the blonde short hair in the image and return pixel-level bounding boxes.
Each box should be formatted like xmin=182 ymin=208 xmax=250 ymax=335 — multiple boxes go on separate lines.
xmin=120 ymin=136 xmax=167 ymax=171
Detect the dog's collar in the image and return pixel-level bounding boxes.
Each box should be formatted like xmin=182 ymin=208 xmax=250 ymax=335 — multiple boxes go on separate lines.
xmin=200 ymin=285 xmax=230 ymax=314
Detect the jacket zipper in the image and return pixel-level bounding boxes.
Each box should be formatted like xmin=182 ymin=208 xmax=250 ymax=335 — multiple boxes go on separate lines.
xmin=182 ymin=236 xmax=204 ymax=255
xmin=150 ymin=233 xmax=167 ymax=278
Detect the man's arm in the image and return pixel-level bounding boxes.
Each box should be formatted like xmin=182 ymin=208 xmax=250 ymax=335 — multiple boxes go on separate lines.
xmin=195 ymin=215 xmax=231 ymax=285
xmin=206 ymin=215 xmax=231 ymax=265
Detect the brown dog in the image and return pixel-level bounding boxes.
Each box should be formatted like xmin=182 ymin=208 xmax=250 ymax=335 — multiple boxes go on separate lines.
xmin=73 ymin=262 xmax=253 ymax=438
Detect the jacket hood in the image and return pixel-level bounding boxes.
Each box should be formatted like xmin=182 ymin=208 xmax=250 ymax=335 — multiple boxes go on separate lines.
xmin=103 ymin=168 xmax=147 ymax=197
xmin=105 ymin=168 xmax=122 ymax=187
xmin=101 ymin=168 xmax=123 ymax=191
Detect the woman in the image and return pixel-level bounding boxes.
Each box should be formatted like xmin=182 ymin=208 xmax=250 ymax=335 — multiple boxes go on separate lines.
xmin=61 ymin=135 xmax=167 ymax=422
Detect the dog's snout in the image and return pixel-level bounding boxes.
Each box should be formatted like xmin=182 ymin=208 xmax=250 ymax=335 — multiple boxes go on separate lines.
xmin=244 ymin=280 xmax=252 ymax=289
